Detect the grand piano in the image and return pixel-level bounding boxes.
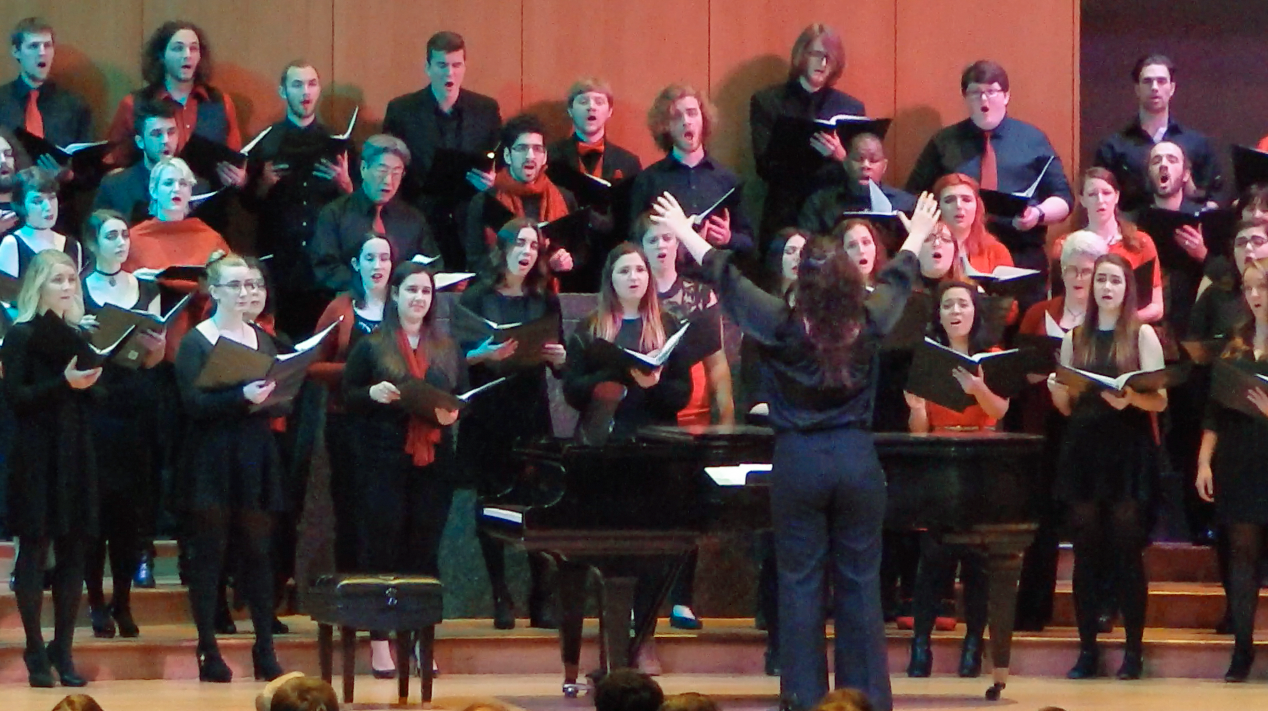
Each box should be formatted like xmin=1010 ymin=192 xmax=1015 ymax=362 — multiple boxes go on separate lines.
xmin=477 ymin=425 xmax=1044 ymax=701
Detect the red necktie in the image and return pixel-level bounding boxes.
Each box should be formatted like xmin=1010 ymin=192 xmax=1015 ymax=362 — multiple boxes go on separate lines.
xmin=979 ymin=130 xmax=997 ymax=190
xmin=373 ymin=205 xmax=386 ymax=234
xmin=25 ymin=89 xmax=44 ymax=139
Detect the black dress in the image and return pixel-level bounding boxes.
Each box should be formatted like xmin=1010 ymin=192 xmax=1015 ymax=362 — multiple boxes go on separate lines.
xmin=14 ymin=233 xmax=83 ymax=276
xmin=1207 ymin=356 xmax=1268 ymax=525
xmin=1 ymin=318 xmax=99 ymax=539
xmin=173 ymin=326 xmax=288 ymax=514
xmin=1055 ymin=329 xmax=1160 ymax=505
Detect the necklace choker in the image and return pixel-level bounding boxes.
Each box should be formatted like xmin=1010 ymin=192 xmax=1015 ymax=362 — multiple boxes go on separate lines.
xmin=95 ymin=266 xmax=123 ymax=286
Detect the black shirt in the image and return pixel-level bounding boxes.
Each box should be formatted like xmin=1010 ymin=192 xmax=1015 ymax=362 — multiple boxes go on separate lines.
xmin=0 ymin=78 xmax=91 ymax=148
xmin=93 ymin=162 xmax=212 ymax=225
xmin=906 ymin=116 xmax=1073 ymax=255
xmin=629 ymin=153 xmax=756 ymax=256
xmin=309 ymin=189 xmax=442 ymax=292
xmin=1094 ymin=116 xmax=1222 ymax=214
xmin=243 ymin=117 xmax=356 ymax=292
xmin=798 ymin=181 xmax=917 ymax=236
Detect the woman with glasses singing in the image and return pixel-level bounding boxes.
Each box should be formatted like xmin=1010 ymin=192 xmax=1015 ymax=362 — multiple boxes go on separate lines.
xmin=173 ymin=251 xmax=288 ymax=684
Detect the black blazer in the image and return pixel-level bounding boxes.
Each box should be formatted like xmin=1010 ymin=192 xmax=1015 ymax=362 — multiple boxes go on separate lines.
xmin=547 ymin=135 xmax=643 ymax=184
xmin=383 ymin=87 xmax=502 ymax=207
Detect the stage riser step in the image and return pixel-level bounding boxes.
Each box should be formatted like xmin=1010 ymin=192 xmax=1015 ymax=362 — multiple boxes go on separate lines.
xmin=1055 ymin=543 xmax=1221 ymax=583
xmin=0 ymin=628 xmax=1263 ymax=683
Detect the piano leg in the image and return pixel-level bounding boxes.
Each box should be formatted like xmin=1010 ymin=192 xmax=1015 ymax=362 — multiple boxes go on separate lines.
xmin=558 ymin=562 xmax=589 ymax=695
xmin=601 ymin=575 xmax=638 ymax=672
xmin=978 ymin=527 xmax=1035 ymax=701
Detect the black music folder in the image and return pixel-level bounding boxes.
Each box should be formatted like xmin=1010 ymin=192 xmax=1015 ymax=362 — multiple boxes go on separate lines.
xmin=450 ymin=304 xmax=562 ymax=369
xmin=1211 ymin=359 xmax=1268 ymax=421
xmin=30 ymin=309 xmax=135 ymax=369
xmin=906 ymin=337 xmax=1027 ymax=412
xmin=133 ymin=265 xmax=207 ymax=283
xmin=585 ymin=322 xmax=690 ymax=373
xmin=398 ymin=376 xmax=508 ymax=421
xmin=766 ymin=116 xmax=891 ymax=175
xmin=181 ymin=125 xmax=273 ymax=184
xmin=1232 ymin=144 xmax=1268 ymax=194
xmin=980 ymin=156 xmax=1054 ymax=219
xmin=962 ymin=261 xmax=1044 ymax=298
xmin=1056 ymin=362 xmax=1191 ymax=397
xmin=422 ymin=146 xmax=497 ymax=196
xmin=546 ymin=163 xmax=636 ymax=211
xmin=273 ymin=107 xmax=357 ymax=174
xmin=13 ymin=128 xmax=110 ymax=175
xmin=193 ymin=319 xmax=338 ymax=411
xmin=91 ymin=294 xmax=193 ymax=368
xmin=1180 ymin=338 xmax=1229 ymax=365
xmin=841 ymin=180 xmax=908 ymax=234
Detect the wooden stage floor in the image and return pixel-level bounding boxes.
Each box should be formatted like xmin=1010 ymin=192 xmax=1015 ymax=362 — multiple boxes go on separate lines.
xmin=7 ymin=673 xmax=1268 ymax=711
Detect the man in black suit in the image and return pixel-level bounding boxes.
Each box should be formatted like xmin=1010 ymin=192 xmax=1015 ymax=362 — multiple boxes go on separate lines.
xmin=547 ymin=77 xmax=641 ymax=289
xmin=799 ymin=132 xmax=915 ymax=238
xmin=750 ymin=24 xmax=865 ymax=249
xmin=0 ymin=17 xmax=91 ymax=171
xmin=384 ymin=31 xmax=501 ymax=270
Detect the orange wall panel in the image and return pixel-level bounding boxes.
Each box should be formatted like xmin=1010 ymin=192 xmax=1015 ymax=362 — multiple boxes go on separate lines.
xmin=522 ymin=0 xmax=710 ymax=166
xmin=332 ymin=0 xmax=523 ymax=140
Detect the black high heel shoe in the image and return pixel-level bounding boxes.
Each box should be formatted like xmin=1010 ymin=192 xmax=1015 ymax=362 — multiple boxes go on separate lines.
xmin=253 ymin=643 xmax=285 ymax=681
xmin=113 ymin=605 xmax=140 ymax=638
xmin=24 ymin=646 xmax=54 ymax=688
xmin=958 ymin=634 xmax=983 ymax=678
xmin=1225 ymin=645 xmax=1255 ymax=683
xmin=47 ymin=642 xmax=87 ymax=687
xmin=1116 ymin=649 xmax=1143 ymax=680
xmin=90 ymin=604 xmax=116 ymax=639
xmin=1067 ymin=646 xmax=1100 ymax=679
xmin=907 ymin=635 xmax=932 ymax=678
xmin=197 ymin=647 xmax=233 ymax=683
xmin=493 ymin=593 xmax=516 ymax=630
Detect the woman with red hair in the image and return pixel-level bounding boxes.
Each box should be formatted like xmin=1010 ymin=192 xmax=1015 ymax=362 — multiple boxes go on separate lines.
xmin=932 ymin=173 xmax=1014 ymax=274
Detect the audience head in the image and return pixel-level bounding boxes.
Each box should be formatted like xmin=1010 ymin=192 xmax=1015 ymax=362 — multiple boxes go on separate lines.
xmin=567 ymin=77 xmax=615 ymax=139
xmin=594 ymin=669 xmax=664 ymax=711
xmin=49 ymin=694 xmax=105 ymax=711
xmin=1059 ymin=230 xmax=1108 ymax=303
xmin=458 ymin=703 xmax=510 ymax=711
xmin=813 ymin=689 xmax=874 ymax=711
xmin=347 ymin=233 xmax=394 ymax=304
xmin=81 ymin=209 xmax=131 ymax=268
xmin=1147 ymin=141 xmax=1189 ymax=198
xmin=789 ymin=24 xmax=846 ymax=91
xmin=144 ymin=21 xmax=211 ymax=87
xmin=491 ymin=217 xmax=552 ymax=296
xmin=256 ymin=673 xmax=337 ymax=711
xmin=660 ymin=693 xmax=720 ymax=711
xmin=205 ymin=250 xmax=256 ymax=319
xmin=1132 ymin=54 xmax=1176 ymax=115
xmin=635 ymin=210 xmax=679 ymax=278
xmin=148 ymin=156 xmax=196 ymax=220
xmin=648 ymin=84 xmax=716 ymax=155
xmin=961 ymin=60 xmax=1010 ymax=131
xmin=845 ymin=133 xmax=888 ymax=187
xmin=1232 ymin=220 xmax=1268 ymax=270
xmin=794 ymin=239 xmax=868 ymax=387
xmin=501 ymin=114 xmax=549 ymax=183
xmin=1238 ymin=184 xmax=1268 ymax=225
xmin=279 ymin=60 xmax=322 ymax=122
xmin=17 ymin=248 xmax=83 ymax=323
xmin=426 ymin=31 xmax=466 ymax=99
xmin=0 ymin=126 xmax=30 ymax=195
xmin=133 ymin=99 xmax=180 ymax=166
xmin=12 ymin=166 xmax=58 ymax=227
xmin=360 ymin=134 xmax=410 ymax=206
xmin=10 ymin=17 xmax=55 ymax=85
xmin=835 ymin=219 xmax=885 ymax=279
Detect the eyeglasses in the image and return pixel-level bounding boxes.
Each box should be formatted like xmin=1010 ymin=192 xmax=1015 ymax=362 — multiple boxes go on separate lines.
xmin=368 ymin=165 xmax=404 ymax=179
xmin=1234 ymin=235 xmax=1268 ymax=249
xmin=965 ymin=88 xmax=1005 ymax=101
xmin=1062 ymin=266 xmax=1095 ymax=279
xmin=509 ymin=144 xmax=546 ymax=156
xmin=215 ymin=280 xmax=266 ymax=292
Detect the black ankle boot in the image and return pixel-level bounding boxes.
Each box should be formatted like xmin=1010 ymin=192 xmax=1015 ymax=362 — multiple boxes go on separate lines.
xmin=197 ymin=645 xmax=232 ymax=683
xmin=1067 ymin=645 xmax=1099 ymax=679
xmin=214 ymin=599 xmax=237 ymax=635
xmin=253 ymin=642 xmax=284 ymax=681
xmin=1225 ymin=644 xmax=1254 ymax=683
xmin=47 ymin=642 xmax=87 ymax=687
xmin=958 ymin=634 xmax=983 ymax=678
xmin=907 ymin=635 xmax=932 ymax=677
xmin=112 ymin=604 xmax=139 ymax=638
xmin=90 ymin=604 xmax=116 ymax=639
xmin=24 ymin=646 xmax=54 ymax=688
xmin=1116 ymin=647 xmax=1143 ymax=680
xmin=493 ymin=592 xmax=516 ymax=630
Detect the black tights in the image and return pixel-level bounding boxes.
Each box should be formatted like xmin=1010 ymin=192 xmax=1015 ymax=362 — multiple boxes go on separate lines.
xmin=15 ymin=535 xmax=86 ymax=656
xmin=477 ymin=527 xmax=552 ymax=610
xmin=912 ymin=537 xmax=988 ymax=640
xmin=186 ymin=508 xmax=274 ymax=653
xmin=1226 ymin=522 xmax=1266 ymax=650
xmin=1070 ymin=500 xmax=1149 ymax=652
xmin=85 ymin=489 xmax=140 ymax=614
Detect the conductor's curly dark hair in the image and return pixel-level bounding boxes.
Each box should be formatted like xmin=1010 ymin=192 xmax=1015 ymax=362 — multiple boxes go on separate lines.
xmin=794 ymin=240 xmax=867 ymax=387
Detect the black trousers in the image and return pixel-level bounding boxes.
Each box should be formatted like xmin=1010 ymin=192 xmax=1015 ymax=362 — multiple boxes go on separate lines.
xmin=772 ymin=428 xmax=891 ymax=711
xmin=1069 ymin=500 xmax=1150 ymax=652
xmin=85 ymin=486 xmax=141 ymax=614
xmin=912 ymin=536 xmax=988 ymax=640
xmin=15 ymin=535 xmax=86 ymax=656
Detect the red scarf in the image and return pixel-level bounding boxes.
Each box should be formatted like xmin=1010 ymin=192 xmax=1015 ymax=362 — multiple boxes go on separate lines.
xmin=396 ymin=330 xmax=442 ymax=467
xmin=492 ymin=169 xmax=572 ymax=223
xmin=576 ymin=138 xmax=605 ymax=178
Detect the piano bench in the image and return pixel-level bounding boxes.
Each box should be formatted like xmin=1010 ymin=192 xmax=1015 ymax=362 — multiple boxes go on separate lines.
xmin=307 ymin=575 xmax=443 ymax=705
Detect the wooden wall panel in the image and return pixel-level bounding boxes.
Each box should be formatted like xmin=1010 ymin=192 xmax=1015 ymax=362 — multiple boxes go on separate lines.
xmin=332 ymin=0 xmax=523 ymax=141
xmin=893 ymin=0 xmax=1080 ymax=185
xmin=0 ymin=1 xmax=144 ymax=136
xmin=707 ymin=0 xmax=897 ymax=174
xmin=522 ymin=0 xmax=710 ymax=166
xmin=141 ymin=0 xmax=335 ymax=141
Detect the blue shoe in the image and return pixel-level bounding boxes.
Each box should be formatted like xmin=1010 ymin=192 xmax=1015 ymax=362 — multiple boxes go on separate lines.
xmin=669 ymin=605 xmax=703 ymax=630
xmin=134 ymin=551 xmax=155 ymax=589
